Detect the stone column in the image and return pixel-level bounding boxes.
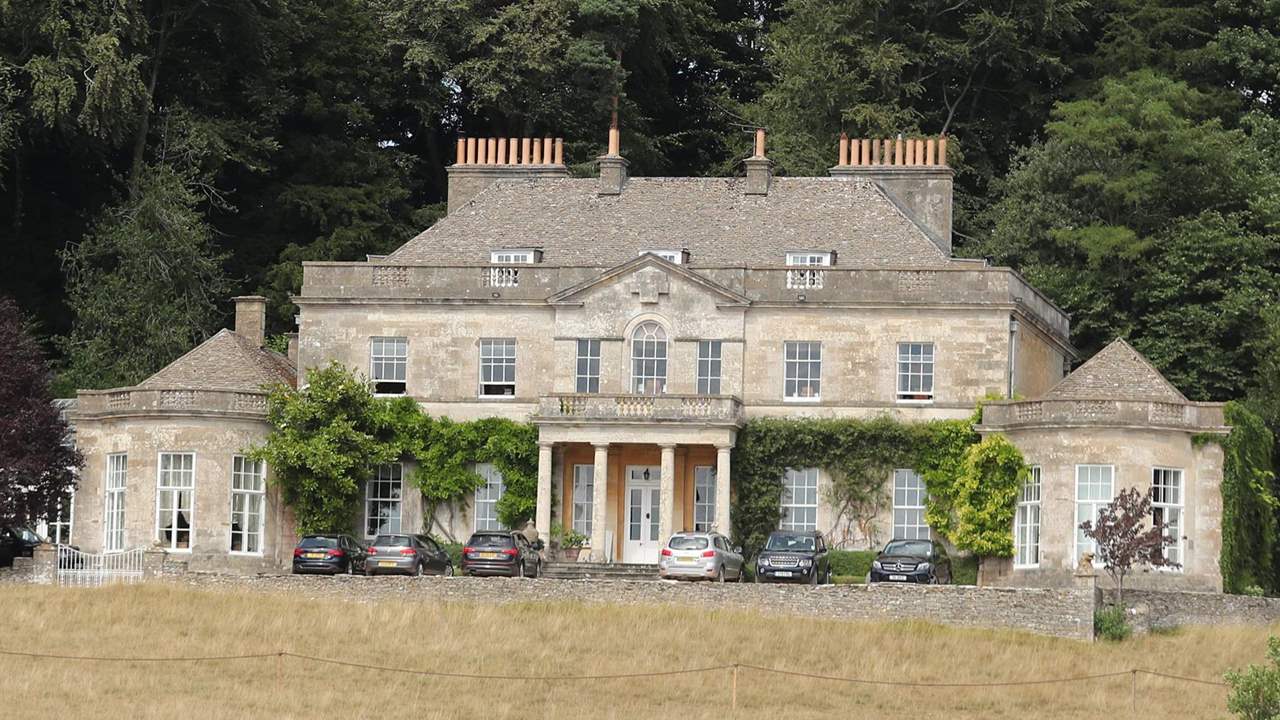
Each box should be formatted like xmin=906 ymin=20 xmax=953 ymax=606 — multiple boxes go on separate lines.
xmin=591 ymin=444 xmax=610 ymax=562
xmin=659 ymin=444 xmax=677 ymax=546
xmin=715 ymin=445 xmax=733 ymax=537
xmin=535 ymin=442 xmax=554 ymax=542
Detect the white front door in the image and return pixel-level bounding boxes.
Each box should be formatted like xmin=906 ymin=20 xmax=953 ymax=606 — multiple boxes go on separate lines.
xmin=623 ymin=466 xmax=662 ymax=564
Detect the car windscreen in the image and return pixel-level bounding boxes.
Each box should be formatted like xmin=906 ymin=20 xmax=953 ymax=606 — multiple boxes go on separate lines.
xmin=299 ymin=536 xmax=339 ymax=549
xmin=668 ymin=536 xmax=709 ymax=550
xmin=765 ymin=534 xmax=815 ymax=552
xmin=883 ymin=540 xmax=932 ymax=557
xmin=374 ymin=535 xmax=413 ymax=547
xmin=467 ymin=534 xmax=514 ymax=548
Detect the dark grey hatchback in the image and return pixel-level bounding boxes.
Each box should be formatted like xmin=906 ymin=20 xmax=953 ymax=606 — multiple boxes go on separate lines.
xmin=292 ymin=534 xmax=367 ymax=575
xmin=365 ymin=534 xmax=454 ymax=576
xmin=460 ymin=531 xmax=542 ymax=577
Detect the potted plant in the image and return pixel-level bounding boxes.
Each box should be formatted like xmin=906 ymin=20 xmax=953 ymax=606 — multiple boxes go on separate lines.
xmin=561 ymin=529 xmax=588 ymax=562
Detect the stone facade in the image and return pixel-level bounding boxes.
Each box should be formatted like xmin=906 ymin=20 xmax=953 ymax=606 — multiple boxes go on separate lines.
xmin=64 ymin=136 xmax=1227 ymax=591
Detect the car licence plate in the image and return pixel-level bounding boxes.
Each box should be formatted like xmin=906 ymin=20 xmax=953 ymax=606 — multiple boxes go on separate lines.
xmin=889 ymin=574 xmax=908 ymax=581
xmin=480 ymin=552 xmax=500 ymax=559
xmin=305 ymin=552 xmax=324 ymax=559
xmin=774 ymin=571 xmax=792 ymax=578
xmin=379 ymin=561 xmax=396 ymax=568
xmin=677 ymin=556 xmax=698 ymax=564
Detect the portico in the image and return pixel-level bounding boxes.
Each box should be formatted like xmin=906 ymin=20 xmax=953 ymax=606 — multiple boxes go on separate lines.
xmin=533 ymin=393 xmax=741 ymax=563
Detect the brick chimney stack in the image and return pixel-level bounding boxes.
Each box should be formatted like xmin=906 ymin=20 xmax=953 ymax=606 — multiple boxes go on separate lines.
xmin=744 ymin=128 xmax=772 ymax=196
xmin=829 ymin=133 xmax=954 ymax=254
xmin=598 ymin=104 xmax=628 ymax=196
xmin=233 ymin=296 xmax=267 ymax=348
xmin=446 ymin=134 xmax=570 ymax=213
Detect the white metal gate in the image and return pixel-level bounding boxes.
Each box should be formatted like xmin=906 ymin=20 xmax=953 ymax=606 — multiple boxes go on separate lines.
xmin=55 ymin=545 xmax=145 ymax=586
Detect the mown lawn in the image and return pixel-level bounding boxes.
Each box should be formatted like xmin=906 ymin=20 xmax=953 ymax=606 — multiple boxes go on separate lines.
xmin=0 ymin=583 xmax=1260 ymax=719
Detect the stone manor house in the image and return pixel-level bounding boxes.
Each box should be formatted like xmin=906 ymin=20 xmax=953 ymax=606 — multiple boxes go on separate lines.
xmin=68 ymin=131 xmax=1229 ymax=590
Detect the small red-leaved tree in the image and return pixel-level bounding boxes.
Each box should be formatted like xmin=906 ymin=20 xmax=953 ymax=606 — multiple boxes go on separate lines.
xmin=0 ymin=297 xmax=82 ymax=526
xmin=1080 ymin=486 xmax=1179 ymax=605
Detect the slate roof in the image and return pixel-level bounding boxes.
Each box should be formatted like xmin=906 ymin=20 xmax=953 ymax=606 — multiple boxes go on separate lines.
xmin=138 ymin=329 xmax=296 ymax=392
xmin=385 ymin=177 xmax=950 ymax=267
xmin=1043 ymin=339 xmax=1187 ymax=403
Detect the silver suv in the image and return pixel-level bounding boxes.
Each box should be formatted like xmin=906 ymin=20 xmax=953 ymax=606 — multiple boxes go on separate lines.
xmin=658 ymin=532 xmax=745 ymax=582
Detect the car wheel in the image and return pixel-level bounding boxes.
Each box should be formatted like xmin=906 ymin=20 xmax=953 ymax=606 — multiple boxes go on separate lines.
xmin=414 ymin=561 xmax=423 ymax=577
xmin=715 ymin=566 xmax=725 ymax=583
xmin=346 ymin=560 xmax=354 ymax=575
xmin=809 ymin=569 xmax=818 ymax=586
xmin=517 ymin=561 xmax=525 ymax=578
xmin=444 ymin=563 xmax=454 ymax=577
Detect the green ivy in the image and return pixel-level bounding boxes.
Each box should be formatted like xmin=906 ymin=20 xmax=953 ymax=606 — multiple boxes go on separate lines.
xmin=730 ymin=407 xmax=1026 ymax=560
xmin=253 ymin=364 xmax=539 ymax=537
xmin=1221 ymin=401 xmax=1279 ymax=594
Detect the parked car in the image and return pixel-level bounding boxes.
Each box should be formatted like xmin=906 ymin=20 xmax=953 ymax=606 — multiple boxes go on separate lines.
xmin=0 ymin=527 xmax=45 ymax=567
xmin=658 ymin=532 xmax=744 ymax=581
xmin=868 ymin=538 xmax=952 ymax=584
xmin=291 ymin=534 xmax=367 ymax=575
xmin=460 ymin=531 xmax=542 ymax=577
xmin=754 ymin=530 xmax=831 ymax=584
xmin=365 ymin=534 xmax=454 ymax=576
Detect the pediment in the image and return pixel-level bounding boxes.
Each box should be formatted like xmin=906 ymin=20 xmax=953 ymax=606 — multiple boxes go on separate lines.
xmin=548 ymin=254 xmax=750 ymax=307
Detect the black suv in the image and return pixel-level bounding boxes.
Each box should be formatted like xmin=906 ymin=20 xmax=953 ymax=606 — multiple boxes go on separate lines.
xmin=754 ymin=530 xmax=831 ymax=584
xmin=461 ymin=531 xmax=543 ymax=577
xmin=868 ymin=538 xmax=952 ymax=584
xmin=0 ymin=527 xmax=44 ymax=567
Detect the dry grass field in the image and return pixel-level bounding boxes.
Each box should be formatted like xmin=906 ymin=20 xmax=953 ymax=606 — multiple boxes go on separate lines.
xmin=0 ymin=582 xmax=1266 ymax=719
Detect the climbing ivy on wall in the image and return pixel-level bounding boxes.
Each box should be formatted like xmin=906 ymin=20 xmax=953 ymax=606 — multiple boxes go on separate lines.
xmin=730 ymin=407 xmax=1028 ymax=560
xmin=1218 ymin=401 xmax=1279 ymax=594
xmin=254 ymin=364 xmax=539 ymax=537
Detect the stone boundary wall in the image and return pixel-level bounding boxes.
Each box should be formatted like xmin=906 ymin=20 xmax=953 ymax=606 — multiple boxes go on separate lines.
xmin=152 ymin=573 xmax=1098 ymax=641
xmin=1106 ymin=588 xmax=1280 ymax=631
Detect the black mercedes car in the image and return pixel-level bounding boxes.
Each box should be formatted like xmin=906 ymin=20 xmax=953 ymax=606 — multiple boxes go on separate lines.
xmin=754 ymin=530 xmax=831 ymax=584
xmin=291 ymin=534 xmax=367 ymax=575
xmin=0 ymin=527 xmax=45 ymax=567
xmin=868 ymin=538 xmax=952 ymax=584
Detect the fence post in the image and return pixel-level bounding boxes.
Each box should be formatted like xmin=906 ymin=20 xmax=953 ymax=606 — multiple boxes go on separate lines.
xmin=1131 ymin=669 xmax=1137 ymax=713
xmin=732 ymin=664 xmax=738 ymax=711
xmin=277 ymin=651 xmax=284 ymax=694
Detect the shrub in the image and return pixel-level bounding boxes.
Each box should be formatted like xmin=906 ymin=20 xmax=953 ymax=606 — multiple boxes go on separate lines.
xmin=1226 ymin=636 xmax=1280 ymax=719
xmin=1094 ymin=607 xmax=1132 ymax=642
xmin=951 ymin=555 xmax=979 ymax=585
xmin=439 ymin=541 xmax=464 ymax=569
xmin=828 ymin=550 xmax=875 ymax=578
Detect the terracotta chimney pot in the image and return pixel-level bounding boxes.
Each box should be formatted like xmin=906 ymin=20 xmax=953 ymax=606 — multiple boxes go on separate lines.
xmin=542 ymin=137 xmax=553 ymax=164
xmin=532 ymin=139 xmax=542 ymax=164
xmin=554 ymin=138 xmax=564 ymax=164
xmin=497 ymin=137 xmax=508 ymax=164
xmin=860 ymin=139 xmax=871 ymax=165
xmin=838 ymin=133 xmax=849 ymax=166
xmin=466 ymin=137 xmax=477 ymax=164
xmin=521 ymin=138 xmax=532 ymax=165
xmin=894 ymin=136 xmax=904 ymax=165
xmin=926 ymin=137 xmax=936 ymax=165
xmin=478 ymin=138 xmax=489 ymax=164
xmin=455 ymin=138 xmax=466 ymax=165
xmin=871 ymin=138 xmax=881 ymax=165
xmin=753 ymin=128 xmax=766 ymax=158
xmin=938 ymin=136 xmax=948 ymax=166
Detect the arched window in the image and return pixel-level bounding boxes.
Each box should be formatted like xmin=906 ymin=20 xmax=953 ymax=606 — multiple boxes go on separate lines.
xmin=631 ymin=322 xmax=668 ymax=395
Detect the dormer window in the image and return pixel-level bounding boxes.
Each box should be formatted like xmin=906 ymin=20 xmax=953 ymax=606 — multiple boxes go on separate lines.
xmin=785 ymin=252 xmax=831 ymax=289
xmin=785 ymin=251 xmax=832 ymax=266
xmin=640 ymin=250 xmax=685 ymax=265
xmin=487 ymin=249 xmax=539 ymax=288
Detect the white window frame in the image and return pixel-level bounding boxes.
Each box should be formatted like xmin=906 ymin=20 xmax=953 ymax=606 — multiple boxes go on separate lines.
xmin=1075 ymin=464 xmax=1114 ymax=563
xmin=780 ymin=468 xmax=818 ymax=532
xmin=490 ymin=249 xmax=537 ymax=264
xmin=892 ymin=469 xmax=930 ymax=540
xmin=896 ymin=342 xmax=935 ymax=403
xmin=479 ymin=338 xmax=517 ymax=397
xmin=104 ymin=453 xmax=127 ymax=552
xmin=364 ymin=463 xmax=403 ymax=539
xmin=783 ymin=341 xmax=822 ymax=402
xmin=1152 ymin=467 xmax=1184 ymax=570
xmin=785 ymin=252 xmax=830 ymax=289
xmin=572 ymin=464 xmax=594 ymax=536
xmin=1014 ymin=466 xmax=1041 ymax=568
xmin=475 ymin=463 xmax=506 ymax=531
xmin=631 ymin=322 xmax=668 ymax=395
xmin=370 ymin=336 xmax=408 ymax=396
xmin=575 ymin=339 xmax=601 ymax=394
xmin=43 ymin=492 xmax=75 ymax=546
xmin=640 ymin=250 xmax=683 ymax=264
xmin=229 ymin=456 xmax=266 ymax=555
xmin=694 ymin=466 xmax=716 ymax=532
xmin=155 ymin=452 xmax=195 ymax=552
xmin=696 ymin=340 xmax=722 ymax=395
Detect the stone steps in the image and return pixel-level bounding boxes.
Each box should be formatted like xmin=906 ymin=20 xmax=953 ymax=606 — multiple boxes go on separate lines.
xmin=541 ymin=562 xmax=660 ymax=581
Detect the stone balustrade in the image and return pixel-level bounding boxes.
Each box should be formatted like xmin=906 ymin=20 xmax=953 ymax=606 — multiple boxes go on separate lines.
xmin=535 ymin=393 xmax=744 ymax=425
xmin=75 ymin=387 xmax=271 ymax=419
xmin=980 ymin=399 xmax=1228 ymax=431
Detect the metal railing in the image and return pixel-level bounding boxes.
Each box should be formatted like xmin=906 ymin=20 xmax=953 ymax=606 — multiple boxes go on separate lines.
xmin=55 ymin=545 xmax=145 ymax=587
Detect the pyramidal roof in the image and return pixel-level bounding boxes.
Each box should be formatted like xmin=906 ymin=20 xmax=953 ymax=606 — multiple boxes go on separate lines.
xmin=1044 ymin=338 xmax=1187 ymax=403
xmin=138 ymin=329 xmax=295 ymax=392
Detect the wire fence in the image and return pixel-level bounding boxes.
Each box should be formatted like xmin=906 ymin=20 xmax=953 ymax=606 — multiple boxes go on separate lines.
xmin=0 ymin=647 xmax=1230 ymax=712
